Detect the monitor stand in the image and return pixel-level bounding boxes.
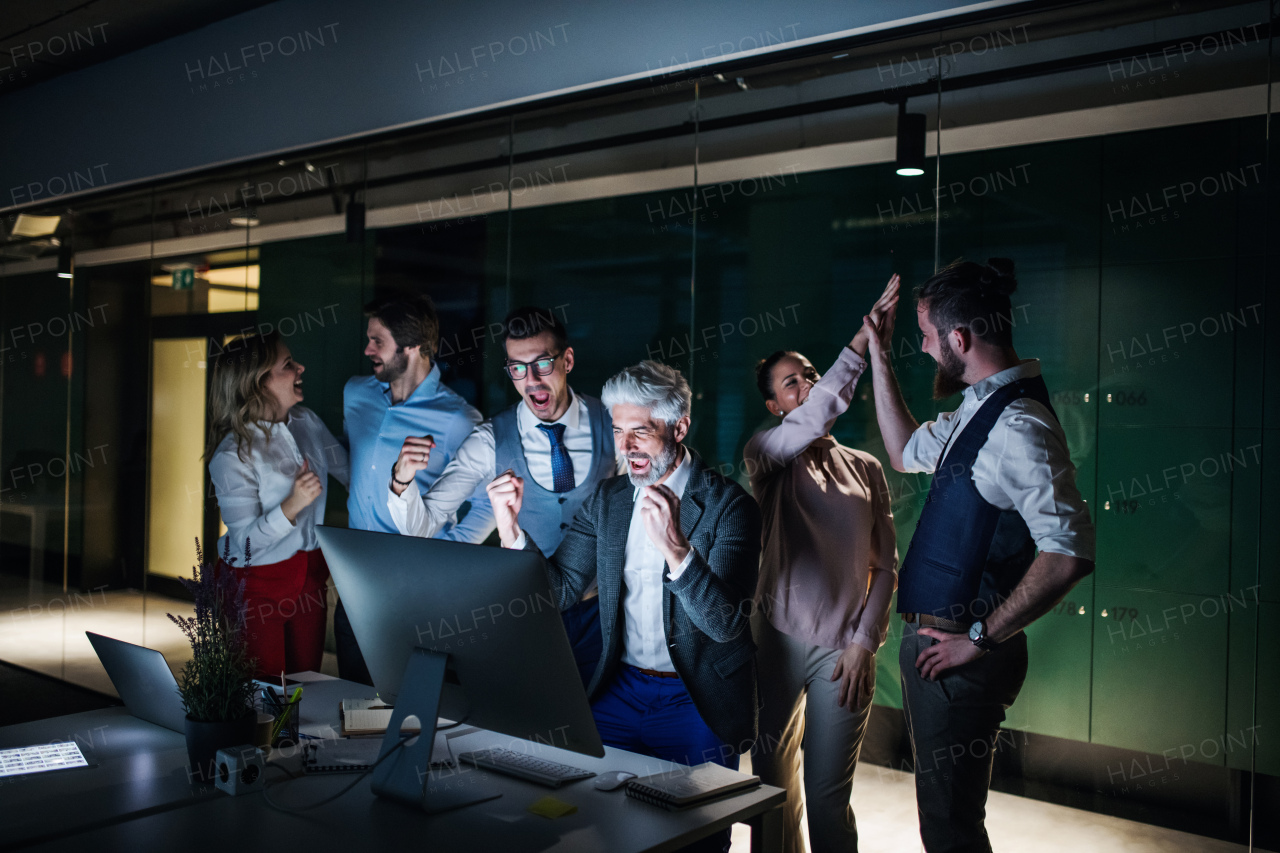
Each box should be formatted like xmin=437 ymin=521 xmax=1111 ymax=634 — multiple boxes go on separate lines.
xmin=370 ymin=647 xmax=502 ymax=814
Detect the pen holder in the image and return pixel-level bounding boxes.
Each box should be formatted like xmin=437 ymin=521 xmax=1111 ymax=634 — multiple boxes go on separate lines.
xmin=262 ymin=689 xmax=302 ymax=748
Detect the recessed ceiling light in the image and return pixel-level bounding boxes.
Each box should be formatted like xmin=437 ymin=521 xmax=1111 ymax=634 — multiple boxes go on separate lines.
xmin=229 ymin=216 xmax=260 ymax=227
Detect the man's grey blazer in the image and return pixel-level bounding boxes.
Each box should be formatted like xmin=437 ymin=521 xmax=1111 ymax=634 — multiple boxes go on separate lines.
xmin=523 ymin=449 xmax=762 ymax=753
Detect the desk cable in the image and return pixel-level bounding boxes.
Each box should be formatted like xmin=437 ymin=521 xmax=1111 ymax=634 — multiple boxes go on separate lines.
xmin=261 ymin=715 xmax=471 ymax=813
xmin=261 ymin=733 xmax=413 ymax=813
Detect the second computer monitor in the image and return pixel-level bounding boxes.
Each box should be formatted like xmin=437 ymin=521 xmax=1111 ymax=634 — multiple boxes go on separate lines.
xmin=315 ymin=526 xmax=604 ymax=759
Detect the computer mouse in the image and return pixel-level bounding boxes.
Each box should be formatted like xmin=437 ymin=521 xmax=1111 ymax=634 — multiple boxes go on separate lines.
xmin=592 ymin=770 xmax=637 ymax=791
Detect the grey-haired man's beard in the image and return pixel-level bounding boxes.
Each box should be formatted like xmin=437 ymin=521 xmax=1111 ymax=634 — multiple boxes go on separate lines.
xmin=374 ymin=349 xmax=410 ymax=383
xmin=626 ymin=438 xmax=678 ymax=487
xmin=932 ymin=340 xmax=968 ymax=400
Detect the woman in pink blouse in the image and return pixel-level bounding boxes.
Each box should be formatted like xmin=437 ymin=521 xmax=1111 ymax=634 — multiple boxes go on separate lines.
xmin=745 ymin=275 xmax=900 ymax=853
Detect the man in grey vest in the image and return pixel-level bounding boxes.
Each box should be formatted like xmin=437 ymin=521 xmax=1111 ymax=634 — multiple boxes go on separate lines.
xmin=863 ymin=259 xmax=1095 ymax=853
xmin=388 ymin=305 xmax=619 ymax=685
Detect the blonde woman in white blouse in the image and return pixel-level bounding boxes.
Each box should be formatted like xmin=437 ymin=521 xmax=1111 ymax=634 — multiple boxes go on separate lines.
xmin=207 ymin=332 xmax=349 ymax=679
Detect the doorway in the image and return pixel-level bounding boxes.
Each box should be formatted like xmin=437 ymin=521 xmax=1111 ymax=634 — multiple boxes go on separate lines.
xmin=146 ymin=312 xmax=255 ymax=597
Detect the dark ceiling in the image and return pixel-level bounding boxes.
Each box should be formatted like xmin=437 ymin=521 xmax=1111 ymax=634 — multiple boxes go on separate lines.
xmin=0 ymin=0 xmax=278 ymax=94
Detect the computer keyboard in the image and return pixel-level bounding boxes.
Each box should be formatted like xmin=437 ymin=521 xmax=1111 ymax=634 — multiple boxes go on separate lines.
xmin=458 ymin=747 xmax=596 ymax=788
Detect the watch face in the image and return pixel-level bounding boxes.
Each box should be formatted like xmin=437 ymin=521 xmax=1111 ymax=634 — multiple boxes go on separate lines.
xmin=969 ymin=621 xmax=983 ymax=642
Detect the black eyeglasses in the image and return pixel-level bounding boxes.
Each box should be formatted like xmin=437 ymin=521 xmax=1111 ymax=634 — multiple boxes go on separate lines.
xmin=504 ymin=351 xmax=562 ymax=381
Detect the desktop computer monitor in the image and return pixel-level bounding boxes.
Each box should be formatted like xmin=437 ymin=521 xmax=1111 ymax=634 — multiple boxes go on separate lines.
xmin=315 ymin=526 xmax=604 ymax=759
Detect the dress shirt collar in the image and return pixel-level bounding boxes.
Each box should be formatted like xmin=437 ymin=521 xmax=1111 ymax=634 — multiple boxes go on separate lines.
xmin=516 ymin=388 xmax=581 ymax=436
xmin=380 ymin=362 xmax=442 ymax=405
xmin=255 ymin=408 xmax=300 ymax=432
xmin=631 ymin=444 xmax=692 ymax=503
xmin=963 ymin=358 xmax=1041 ymax=404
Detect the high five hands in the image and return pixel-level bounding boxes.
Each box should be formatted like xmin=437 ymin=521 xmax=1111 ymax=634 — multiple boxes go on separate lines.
xmin=850 ymin=274 xmax=901 ymax=357
xmin=861 ymin=273 xmax=901 ymax=359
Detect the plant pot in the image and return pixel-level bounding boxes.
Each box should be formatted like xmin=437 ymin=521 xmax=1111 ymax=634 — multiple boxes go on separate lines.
xmin=185 ymin=711 xmax=256 ymax=783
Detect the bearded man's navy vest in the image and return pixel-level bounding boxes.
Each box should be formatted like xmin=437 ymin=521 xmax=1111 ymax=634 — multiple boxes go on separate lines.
xmin=492 ymin=394 xmax=614 ymax=557
xmin=897 ymin=375 xmax=1057 ymax=623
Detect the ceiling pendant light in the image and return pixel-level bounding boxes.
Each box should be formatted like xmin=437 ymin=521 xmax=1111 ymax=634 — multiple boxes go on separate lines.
xmin=57 ymin=242 xmax=74 ymax=279
xmin=896 ymin=100 xmax=926 ymax=177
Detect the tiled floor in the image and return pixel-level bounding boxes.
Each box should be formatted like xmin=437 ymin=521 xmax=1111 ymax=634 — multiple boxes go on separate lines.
xmin=0 ymin=580 xmax=1250 ymax=852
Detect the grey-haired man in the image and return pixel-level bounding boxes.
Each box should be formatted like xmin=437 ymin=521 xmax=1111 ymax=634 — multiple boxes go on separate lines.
xmin=487 ymin=361 xmax=762 ymax=803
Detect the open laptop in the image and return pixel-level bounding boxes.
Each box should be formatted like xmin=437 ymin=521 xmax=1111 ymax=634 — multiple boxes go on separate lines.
xmin=86 ymin=632 xmax=186 ymax=733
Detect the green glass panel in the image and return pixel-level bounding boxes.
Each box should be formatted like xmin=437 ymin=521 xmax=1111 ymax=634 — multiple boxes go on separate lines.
xmin=1091 ymin=586 xmax=1227 ymax=757
xmin=1256 ymin=603 xmax=1280 ymax=775
xmin=1015 ymin=266 xmax=1099 ymax=514
xmin=1096 ymin=426 xmax=1232 ymax=594
xmin=939 ymin=140 xmax=1103 ymax=272
xmin=1225 ymin=596 xmax=1269 ymax=773
xmin=875 ymin=611 xmax=904 ymax=711
xmin=1101 ymin=121 xmax=1263 ymax=266
xmin=258 ymin=233 xmax=374 ymax=528
xmin=1231 ymin=256 xmax=1266 ymax=430
xmin=1099 ymin=260 xmax=1241 ymax=429
xmin=258 ymin=233 xmax=373 ymax=437
xmin=1260 ymin=429 xmax=1280 ymax=604
xmin=502 ymin=193 xmax=695 ymax=409
xmin=1003 ymin=578 xmax=1093 ymax=741
xmin=1267 ymin=266 xmax=1280 ymax=429
xmin=1229 ymin=428 xmax=1264 ymax=597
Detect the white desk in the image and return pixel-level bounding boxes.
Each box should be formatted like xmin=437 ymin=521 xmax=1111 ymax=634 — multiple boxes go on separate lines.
xmin=2 ymin=674 xmax=784 ymax=852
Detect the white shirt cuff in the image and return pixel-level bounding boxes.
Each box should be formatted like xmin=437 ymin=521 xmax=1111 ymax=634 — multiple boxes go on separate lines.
xmin=509 ymin=529 xmax=527 ymax=551
xmin=265 ymin=504 xmax=294 ymax=533
xmin=665 ymin=549 xmax=696 ymax=581
xmin=390 ymin=478 xmax=420 ymax=503
xmin=839 ymin=346 xmax=868 ymax=371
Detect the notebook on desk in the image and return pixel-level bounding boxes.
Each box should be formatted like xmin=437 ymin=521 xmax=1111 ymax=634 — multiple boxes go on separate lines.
xmin=625 ymin=762 xmax=760 ymax=810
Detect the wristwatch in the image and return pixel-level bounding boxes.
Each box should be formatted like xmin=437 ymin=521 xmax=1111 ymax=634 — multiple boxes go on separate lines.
xmin=969 ymin=620 xmax=999 ymax=652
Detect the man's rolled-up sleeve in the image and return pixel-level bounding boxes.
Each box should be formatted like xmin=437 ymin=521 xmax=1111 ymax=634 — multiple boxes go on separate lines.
xmin=992 ymin=405 xmax=1095 ymax=561
xmin=901 ymin=411 xmax=960 ymax=475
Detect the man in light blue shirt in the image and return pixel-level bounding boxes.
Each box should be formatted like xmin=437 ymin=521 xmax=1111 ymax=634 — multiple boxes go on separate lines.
xmin=337 ymin=293 xmax=494 ymax=684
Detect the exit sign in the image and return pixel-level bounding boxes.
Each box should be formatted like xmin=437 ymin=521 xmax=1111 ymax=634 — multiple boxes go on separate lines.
xmin=172 ymin=268 xmax=194 ymax=290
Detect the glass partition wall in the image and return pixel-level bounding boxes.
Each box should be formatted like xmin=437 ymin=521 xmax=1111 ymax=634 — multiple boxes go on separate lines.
xmin=0 ymin=0 xmax=1274 ymax=846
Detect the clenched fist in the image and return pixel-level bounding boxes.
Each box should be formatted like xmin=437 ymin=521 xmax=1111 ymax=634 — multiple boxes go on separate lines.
xmin=486 ymin=469 xmax=525 ymax=548
xmin=390 ymin=435 xmax=435 ymax=496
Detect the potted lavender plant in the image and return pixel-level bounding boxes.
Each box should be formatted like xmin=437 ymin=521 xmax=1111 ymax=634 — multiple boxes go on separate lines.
xmin=168 ymin=538 xmax=258 ymax=782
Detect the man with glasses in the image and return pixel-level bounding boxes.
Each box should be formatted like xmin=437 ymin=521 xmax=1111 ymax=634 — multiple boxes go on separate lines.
xmin=388 ymin=305 xmax=621 ymax=685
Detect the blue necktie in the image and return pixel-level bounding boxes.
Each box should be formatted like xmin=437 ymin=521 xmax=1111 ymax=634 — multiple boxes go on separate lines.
xmin=536 ymin=423 xmax=575 ymax=493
